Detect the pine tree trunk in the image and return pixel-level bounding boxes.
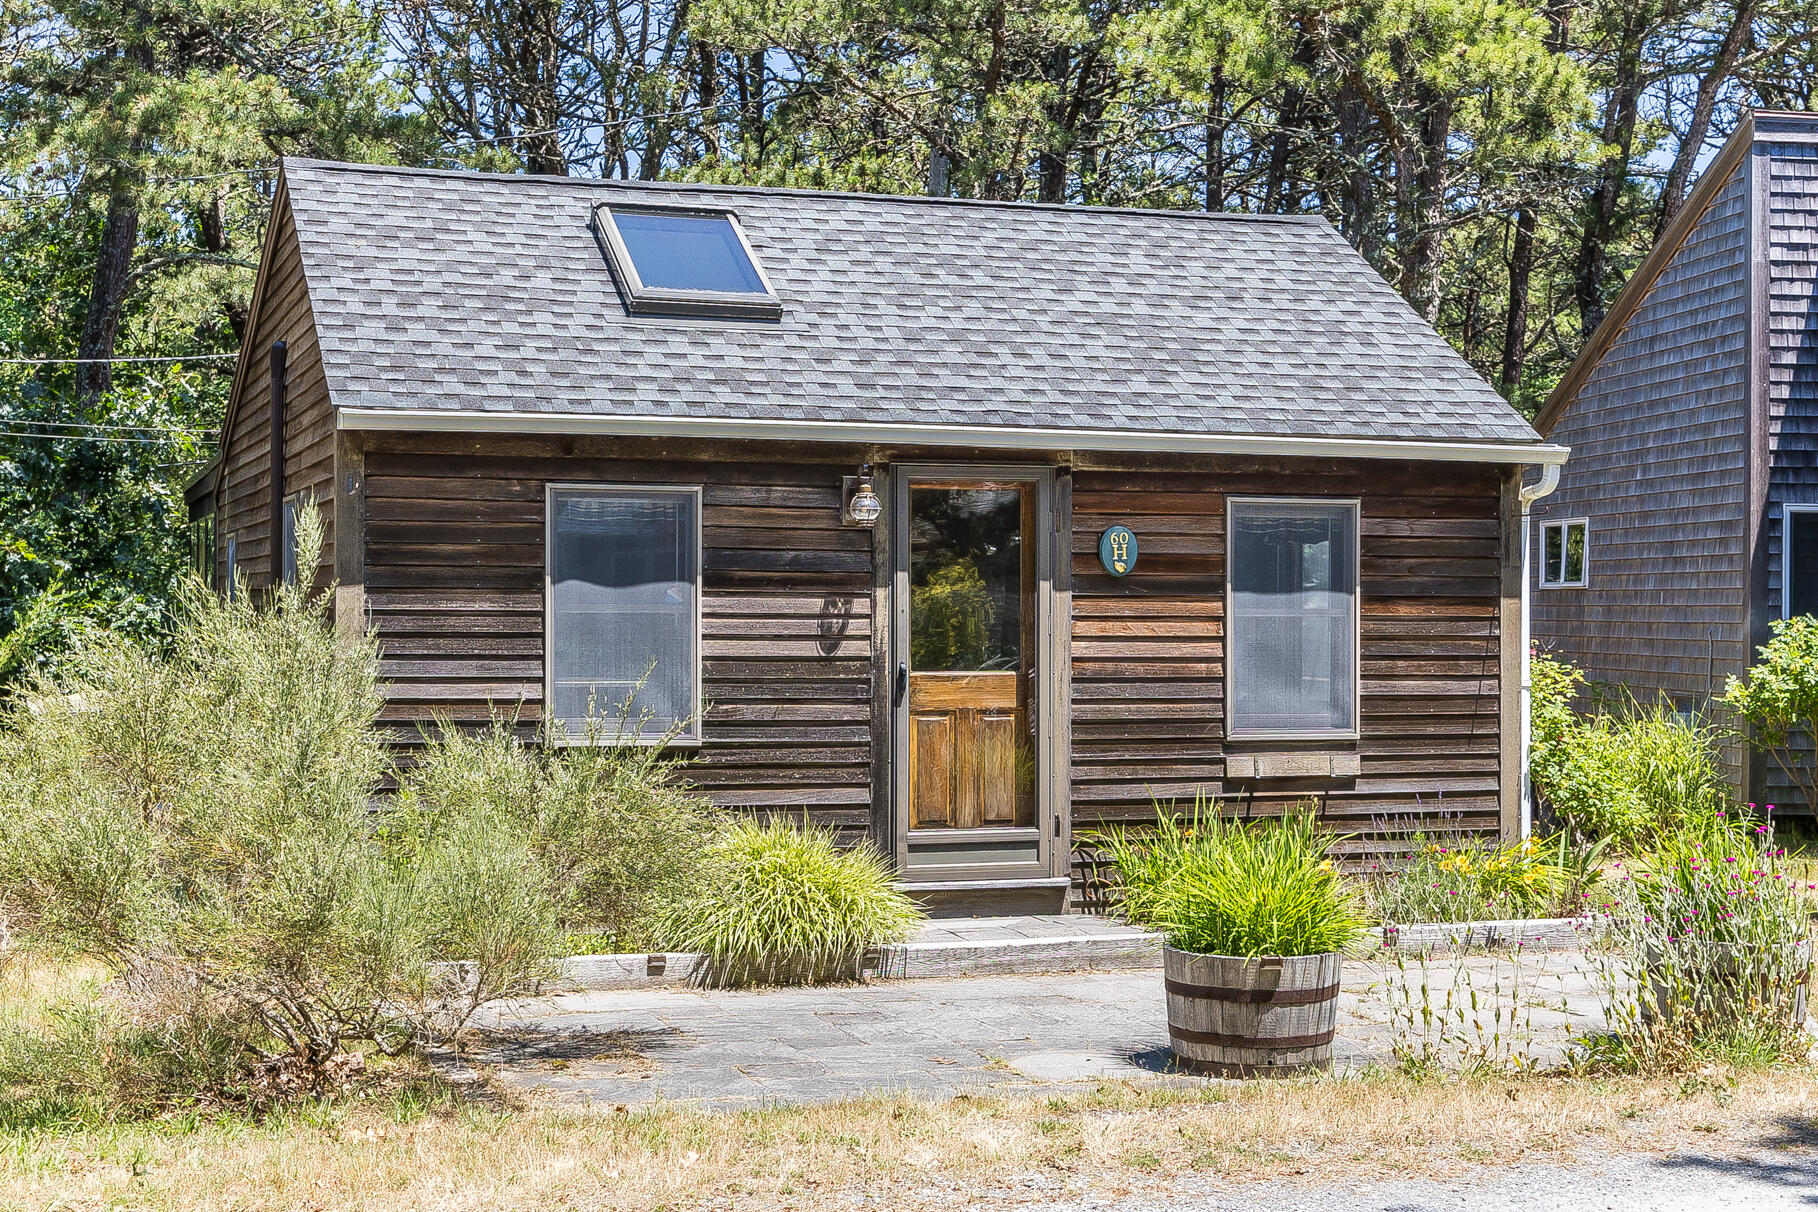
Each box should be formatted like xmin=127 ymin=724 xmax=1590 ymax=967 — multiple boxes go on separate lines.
xmin=76 ymin=183 xmax=141 ymax=402
xmin=1501 ymin=204 xmax=1537 ymax=394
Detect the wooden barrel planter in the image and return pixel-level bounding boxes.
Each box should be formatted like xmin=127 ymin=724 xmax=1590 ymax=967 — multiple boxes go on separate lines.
xmin=1163 ymin=946 xmax=1342 ymax=1077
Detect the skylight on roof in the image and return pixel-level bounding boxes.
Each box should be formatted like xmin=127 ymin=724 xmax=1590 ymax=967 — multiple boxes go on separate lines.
xmin=595 ymin=204 xmax=781 ymax=320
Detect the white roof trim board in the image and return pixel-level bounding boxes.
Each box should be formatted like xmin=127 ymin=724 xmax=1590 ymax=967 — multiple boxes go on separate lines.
xmin=283 ymin=158 xmax=1555 ymax=461
xmin=338 ymin=407 xmax=1569 ymax=464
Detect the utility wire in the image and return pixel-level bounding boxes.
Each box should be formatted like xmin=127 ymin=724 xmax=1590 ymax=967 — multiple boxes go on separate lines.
xmin=0 ymin=353 xmax=238 ymax=365
xmin=0 ymin=419 xmax=216 ymax=435
xmin=0 ymin=429 xmax=205 ymax=445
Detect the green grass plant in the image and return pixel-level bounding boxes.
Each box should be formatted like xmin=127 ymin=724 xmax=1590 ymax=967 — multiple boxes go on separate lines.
xmin=659 ymin=817 xmax=923 ymax=986
xmin=1096 ymin=800 xmax=1366 ymax=958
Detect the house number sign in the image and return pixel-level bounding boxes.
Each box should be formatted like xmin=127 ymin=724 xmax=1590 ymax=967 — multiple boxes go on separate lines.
xmin=1098 ymin=525 xmax=1137 ymax=577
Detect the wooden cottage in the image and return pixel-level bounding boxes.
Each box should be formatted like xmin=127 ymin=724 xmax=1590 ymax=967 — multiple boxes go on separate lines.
xmin=1531 ymin=110 xmax=1818 ymax=808
xmin=187 ymin=157 xmax=1564 ymax=911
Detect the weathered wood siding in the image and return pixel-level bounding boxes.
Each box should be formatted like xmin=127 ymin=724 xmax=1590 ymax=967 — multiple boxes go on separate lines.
xmin=360 ymin=434 xmax=876 ymax=838
xmin=1069 ymin=457 xmax=1508 ymax=856
xmin=1757 ymin=125 xmax=1818 ymax=808
xmin=214 ymin=182 xmax=336 ymax=594
xmin=1531 ymin=161 xmax=1752 ymax=720
xmin=355 ymin=439 xmax=1511 ymax=863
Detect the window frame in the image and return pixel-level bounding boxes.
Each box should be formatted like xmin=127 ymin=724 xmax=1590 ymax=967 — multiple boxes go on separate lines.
xmin=1781 ymin=504 xmax=1818 ymax=619
xmin=188 ymin=513 xmax=216 ymax=590
xmin=280 ymin=493 xmax=310 ymax=587
xmin=593 ymin=203 xmax=783 ymax=321
xmin=1538 ymin=517 xmax=1589 ymax=589
xmin=543 ymin=481 xmax=705 ymax=747
xmin=1223 ymin=495 xmax=1363 ymax=742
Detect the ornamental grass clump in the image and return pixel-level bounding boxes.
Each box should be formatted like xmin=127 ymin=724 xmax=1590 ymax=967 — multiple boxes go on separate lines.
xmin=1583 ymin=811 xmax=1815 ymax=1072
xmin=661 ymin=817 xmax=923 ymax=987
xmin=1099 ymin=802 xmax=1366 ymax=958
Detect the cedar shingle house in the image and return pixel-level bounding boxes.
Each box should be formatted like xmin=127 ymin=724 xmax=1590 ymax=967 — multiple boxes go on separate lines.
xmin=187 ymin=158 xmax=1565 ymax=911
xmin=1531 ymin=110 xmax=1818 ymax=808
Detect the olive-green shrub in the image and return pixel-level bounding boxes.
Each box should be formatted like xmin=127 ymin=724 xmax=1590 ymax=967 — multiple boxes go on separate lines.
xmin=1530 ymin=652 xmax=1727 ymax=845
xmin=1721 ymin=615 xmax=1818 ymax=816
xmin=394 ymin=718 xmax=722 ymax=952
xmin=0 ymin=510 xmax=560 ymax=1098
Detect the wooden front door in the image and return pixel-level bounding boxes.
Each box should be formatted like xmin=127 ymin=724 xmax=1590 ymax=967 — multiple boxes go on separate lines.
xmin=891 ymin=467 xmax=1054 ymax=880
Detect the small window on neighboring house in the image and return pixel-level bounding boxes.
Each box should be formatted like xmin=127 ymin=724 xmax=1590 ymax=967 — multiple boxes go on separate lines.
xmin=547 ymin=485 xmax=702 ymax=743
xmin=1226 ymin=498 xmax=1360 ymax=738
xmin=1784 ymin=507 xmax=1818 ymax=617
xmin=594 ymin=204 xmax=781 ymax=320
xmin=281 ymin=495 xmax=303 ymax=586
xmin=1539 ymin=519 xmax=1588 ymax=588
xmin=188 ymin=515 xmax=216 ymax=589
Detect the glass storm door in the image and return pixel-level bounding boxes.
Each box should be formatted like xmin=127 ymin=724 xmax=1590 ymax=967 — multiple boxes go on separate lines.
xmin=891 ymin=468 xmax=1055 ymax=880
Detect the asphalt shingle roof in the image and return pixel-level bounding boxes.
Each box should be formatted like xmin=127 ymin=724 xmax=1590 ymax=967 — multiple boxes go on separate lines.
xmin=282 ymin=158 xmax=1544 ymax=447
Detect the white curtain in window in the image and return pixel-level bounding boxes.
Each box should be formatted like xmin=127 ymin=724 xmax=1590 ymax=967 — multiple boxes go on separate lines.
xmin=1228 ymin=500 xmax=1358 ymax=735
xmin=549 ymin=488 xmax=699 ymax=739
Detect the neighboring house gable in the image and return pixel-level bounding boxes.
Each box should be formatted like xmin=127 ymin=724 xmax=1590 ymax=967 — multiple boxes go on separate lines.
xmin=1534 ymin=110 xmax=1818 ymax=805
xmin=212 ymin=177 xmax=336 ymax=597
xmin=1532 ymin=148 xmax=1752 ymax=711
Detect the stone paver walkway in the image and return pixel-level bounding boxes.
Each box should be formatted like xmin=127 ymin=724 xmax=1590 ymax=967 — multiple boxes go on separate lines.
xmin=468 ymin=949 xmax=1614 ymax=1109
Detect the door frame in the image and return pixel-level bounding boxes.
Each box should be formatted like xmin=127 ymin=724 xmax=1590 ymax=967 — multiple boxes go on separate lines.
xmin=887 ymin=462 xmax=1063 ymax=882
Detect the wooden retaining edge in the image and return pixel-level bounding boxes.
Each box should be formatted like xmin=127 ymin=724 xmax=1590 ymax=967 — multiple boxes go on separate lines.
xmin=517 ymin=916 xmax=1597 ymax=993
xmin=871 ymin=932 xmax=1163 ymax=980
xmin=1375 ymin=916 xmax=1606 ymax=953
xmin=544 ymin=952 xmax=706 ymax=991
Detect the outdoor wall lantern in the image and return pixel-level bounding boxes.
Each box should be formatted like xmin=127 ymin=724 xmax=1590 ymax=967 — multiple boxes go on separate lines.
xmin=843 ymin=464 xmax=882 ymax=527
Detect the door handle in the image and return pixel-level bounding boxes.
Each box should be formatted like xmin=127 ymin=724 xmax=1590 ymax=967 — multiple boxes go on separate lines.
xmin=893 ymin=661 xmax=908 ymax=707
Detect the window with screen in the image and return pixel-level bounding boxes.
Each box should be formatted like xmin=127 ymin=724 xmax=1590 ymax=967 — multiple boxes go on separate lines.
xmin=547 ymin=485 xmax=701 ymax=743
xmin=595 ymin=204 xmax=781 ymax=320
xmin=1539 ymin=519 xmax=1587 ymax=588
xmin=1786 ymin=508 xmax=1818 ymax=618
xmin=1227 ymin=498 xmax=1359 ymax=738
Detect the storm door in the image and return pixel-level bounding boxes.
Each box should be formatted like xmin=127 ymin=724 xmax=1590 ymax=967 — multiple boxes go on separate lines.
xmin=890 ymin=466 xmax=1057 ymax=880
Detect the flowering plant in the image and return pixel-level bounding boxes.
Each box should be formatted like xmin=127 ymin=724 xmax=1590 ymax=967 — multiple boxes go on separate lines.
xmin=1585 ymin=809 xmax=1814 ymax=1069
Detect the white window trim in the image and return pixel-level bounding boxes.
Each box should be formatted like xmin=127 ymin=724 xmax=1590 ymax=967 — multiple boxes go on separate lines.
xmin=1224 ymin=495 xmax=1363 ymax=742
xmin=1781 ymin=504 xmax=1818 ymax=619
xmin=1538 ymin=517 xmax=1589 ymax=589
xmin=592 ymin=203 xmax=782 ymax=320
xmin=544 ymin=482 xmax=705 ymax=747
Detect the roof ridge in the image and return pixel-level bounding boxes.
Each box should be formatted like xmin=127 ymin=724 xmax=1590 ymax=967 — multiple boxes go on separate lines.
xmin=279 ymin=156 xmax=1330 ymax=226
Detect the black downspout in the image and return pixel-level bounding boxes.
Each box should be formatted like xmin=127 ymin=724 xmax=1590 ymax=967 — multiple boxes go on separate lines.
xmin=269 ymin=340 xmax=287 ymax=589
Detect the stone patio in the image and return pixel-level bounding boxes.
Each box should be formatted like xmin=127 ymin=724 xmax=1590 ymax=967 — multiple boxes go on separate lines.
xmin=465 ymin=946 xmax=1615 ymax=1109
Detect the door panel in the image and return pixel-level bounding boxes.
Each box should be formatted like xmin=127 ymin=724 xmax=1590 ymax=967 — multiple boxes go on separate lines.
xmin=909 ymin=712 xmax=953 ymax=828
xmin=909 ymin=670 xmax=1021 ymax=829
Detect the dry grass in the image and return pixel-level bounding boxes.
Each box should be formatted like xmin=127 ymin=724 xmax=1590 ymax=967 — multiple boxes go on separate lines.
xmin=3 ymin=1063 xmax=1816 ymax=1211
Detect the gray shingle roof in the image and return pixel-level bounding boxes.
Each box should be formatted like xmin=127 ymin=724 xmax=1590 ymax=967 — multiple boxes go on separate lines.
xmin=282 ymin=158 xmax=1544 ymax=447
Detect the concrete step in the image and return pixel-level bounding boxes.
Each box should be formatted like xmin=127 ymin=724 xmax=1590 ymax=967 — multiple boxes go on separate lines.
xmin=871 ymin=916 xmax=1161 ymax=979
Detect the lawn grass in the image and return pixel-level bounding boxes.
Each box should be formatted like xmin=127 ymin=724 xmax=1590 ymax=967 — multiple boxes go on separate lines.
xmin=4 ymin=1062 xmax=1816 ymax=1210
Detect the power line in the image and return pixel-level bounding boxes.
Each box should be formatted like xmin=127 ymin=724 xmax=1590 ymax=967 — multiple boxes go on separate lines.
xmin=0 ymin=418 xmax=215 ymax=436
xmin=0 ymin=429 xmax=205 ymax=445
xmin=0 ymin=352 xmax=238 ymax=365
